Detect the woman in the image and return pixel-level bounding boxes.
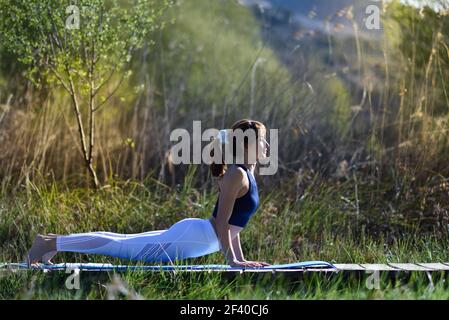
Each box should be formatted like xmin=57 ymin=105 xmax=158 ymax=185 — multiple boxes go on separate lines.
xmin=26 ymin=119 xmax=271 ymax=268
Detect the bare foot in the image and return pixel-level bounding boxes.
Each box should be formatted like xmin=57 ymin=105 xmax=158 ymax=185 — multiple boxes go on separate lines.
xmin=44 ymin=233 xmax=61 ymax=264
xmin=42 ymin=251 xmax=57 ymax=265
xmin=26 ymin=234 xmax=58 ymax=266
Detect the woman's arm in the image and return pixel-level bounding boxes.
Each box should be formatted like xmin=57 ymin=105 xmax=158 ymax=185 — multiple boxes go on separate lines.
xmin=215 ymin=167 xmax=268 ymax=267
xmin=214 ymin=168 xmax=245 ymax=264
xmin=231 ymin=233 xmax=245 ymax=261
xmin=231 ymin=232 xmax=271 ymax=266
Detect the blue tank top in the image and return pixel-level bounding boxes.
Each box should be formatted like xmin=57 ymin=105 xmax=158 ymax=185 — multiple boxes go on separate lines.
xmin=212 ymin=164 xmax=260 ymax=228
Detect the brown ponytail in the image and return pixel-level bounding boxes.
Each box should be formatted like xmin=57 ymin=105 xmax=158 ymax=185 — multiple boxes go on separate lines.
xmin=210 ymin=138 xmax=226 ymax=178
xmin=210 ymin=161 xmax=226 ymax=178
xmin=209 ymin=119 xmax=266 ymax=178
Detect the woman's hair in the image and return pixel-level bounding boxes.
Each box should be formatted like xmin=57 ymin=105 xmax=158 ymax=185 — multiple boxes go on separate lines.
xmin=210 ymin=119 xmax=266 ymax=178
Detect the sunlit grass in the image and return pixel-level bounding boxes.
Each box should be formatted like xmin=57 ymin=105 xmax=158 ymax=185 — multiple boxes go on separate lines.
xmin=1 ymin=0 xmax=449 ymax=300
xmin=1 ymin=177 xmax=449 ymax=299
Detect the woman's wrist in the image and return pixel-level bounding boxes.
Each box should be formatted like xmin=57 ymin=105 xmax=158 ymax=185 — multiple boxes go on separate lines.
xmin=225 ymin=252 xmax=236 ymax=264
xmin=228 ymin=258 xmax=245 ymax=264
xmin=227 ymin=257 xmax=237 ymax=264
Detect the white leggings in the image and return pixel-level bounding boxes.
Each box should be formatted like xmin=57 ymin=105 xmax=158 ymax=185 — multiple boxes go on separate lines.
xmin=56 ymin=218 xmax=221 ymax=263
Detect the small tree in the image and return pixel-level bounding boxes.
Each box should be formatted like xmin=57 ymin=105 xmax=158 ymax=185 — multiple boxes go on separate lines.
xmin=0 ymin=0 xmax=170 ymax=188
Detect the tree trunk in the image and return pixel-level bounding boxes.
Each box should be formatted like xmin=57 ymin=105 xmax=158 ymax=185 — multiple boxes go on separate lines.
xmin=68 ymin=76 xmax=100 ymax=189
xmin=86 ymin=158 xmax=100 ymax=189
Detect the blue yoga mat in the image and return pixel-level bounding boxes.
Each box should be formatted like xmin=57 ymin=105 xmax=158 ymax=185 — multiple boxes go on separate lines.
xmin=2 ymin=261 xmax=336 ymax=271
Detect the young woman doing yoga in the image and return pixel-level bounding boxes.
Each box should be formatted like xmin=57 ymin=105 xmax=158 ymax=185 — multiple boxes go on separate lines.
xmin=26 ymin=119 xmax=271 ymax=268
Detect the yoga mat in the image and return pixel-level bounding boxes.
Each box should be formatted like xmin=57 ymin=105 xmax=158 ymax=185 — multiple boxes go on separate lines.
xmin=1 ymin=261 xmax=336 ymax=271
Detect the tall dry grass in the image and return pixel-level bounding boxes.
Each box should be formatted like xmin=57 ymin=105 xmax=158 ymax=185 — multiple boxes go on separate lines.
xmin=0 ymin=0 xmax=447 ymax=228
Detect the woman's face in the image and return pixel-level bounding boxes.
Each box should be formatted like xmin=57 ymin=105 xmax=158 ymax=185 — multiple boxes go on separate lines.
xmin=246 ymin=129 xmax=269 ymax=163
xmin=257 ymin=130 xmax=269 ymax=161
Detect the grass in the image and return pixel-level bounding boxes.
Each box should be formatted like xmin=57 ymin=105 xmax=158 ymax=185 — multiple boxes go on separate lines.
xmin=0 ymin=0 xmax=449 ymax=300
xmin=2 ymin=266 xmax=449 ymax=299
xmin=1 ymin=174 xmax=449 ymax=300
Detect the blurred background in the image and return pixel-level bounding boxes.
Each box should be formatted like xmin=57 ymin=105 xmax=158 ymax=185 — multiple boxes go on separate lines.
xmin=1 ymin=0 xmax=449 ymax=268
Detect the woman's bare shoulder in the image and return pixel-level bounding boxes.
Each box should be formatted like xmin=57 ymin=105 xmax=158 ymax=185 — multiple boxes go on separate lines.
xmin=226 ymin=166 xmax=246 ymax=186
xmin=224 ymin=164 xmax=246 ymax=178
xmin=216 ymin=165 xmax=246 ymax=190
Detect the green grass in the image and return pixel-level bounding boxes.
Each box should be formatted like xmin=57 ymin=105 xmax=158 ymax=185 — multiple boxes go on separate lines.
xmin=1 ymin=175 xmax=449 ymax=299
xmin=0 ymin=0 xmax=448 ymax=301
xmin=2 ymin=268 xmax=449 ymax=299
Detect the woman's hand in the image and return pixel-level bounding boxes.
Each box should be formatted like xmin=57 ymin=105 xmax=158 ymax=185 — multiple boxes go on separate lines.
xmin=243 ymin=260 xmax=271 ymax=267
xmin=228 ymin=259 xmax=271 ymax=268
